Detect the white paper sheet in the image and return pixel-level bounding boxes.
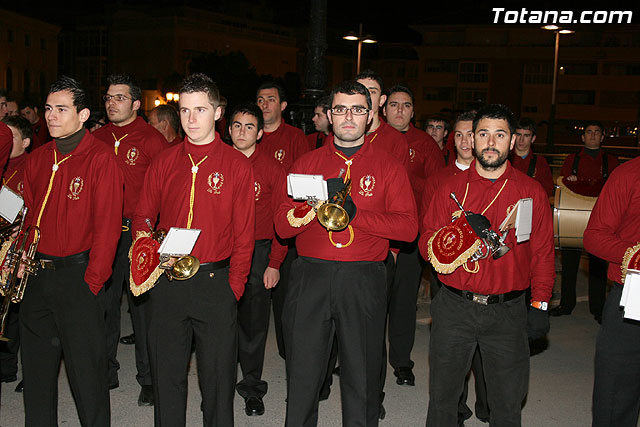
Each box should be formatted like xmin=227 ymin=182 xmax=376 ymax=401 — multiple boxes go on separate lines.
xmin=0 ymin=186 xmax=24 ymax=222
xmin=157 ymin=227 xmax=201 ymax=256
xmin=287 ymin=173 xmax=328 ymax=201
xmin=515 ymin=198 xmax=533 ymax=243
xmin=621 ymin=269 xmax=640 ymax=321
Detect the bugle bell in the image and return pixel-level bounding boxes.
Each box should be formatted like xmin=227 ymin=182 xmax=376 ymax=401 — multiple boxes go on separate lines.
xmin=317 ymin=179 xmax=352 ymax=231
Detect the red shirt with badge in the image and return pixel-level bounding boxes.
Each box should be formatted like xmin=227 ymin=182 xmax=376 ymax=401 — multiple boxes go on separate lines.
xmin=260 ymin=121 xmax=309 ymax=172
xmin=419 ymin=160 xmax=555 ymax=302
xmin=22 ymin=131 xmax=124 ymax=294
xmin=29 ymin=116 xmax=51 ymax=152
xmin=584 ymin=156 xmax=640 ymax=284
xmin=560 ymin=148 xmax=619 ymax=197
xmin=511 ymin=152 xmax=554 ymax=197
xmin=366 ymin=119 xmax=410 ymax=170
xmin=132 ymin=135 xmax=255 ymax=300
xmin=275 ymin=137 xmax=418 ymax=262
xmin=404 ymin=123 xmax=445 ymax=209
xmin=249 ymin=144 xmax=288 ymax=269
xmin=0 ymin=122 xmax=11 ymax=172
xmin=2 ymin=152 xmax=27 ymax=195
xmin=92 ymin=116 xmax=168 ymax=218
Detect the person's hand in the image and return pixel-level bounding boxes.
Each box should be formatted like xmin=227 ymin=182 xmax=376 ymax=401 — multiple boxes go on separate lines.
xmin=343 ymin=195 xmax=357 ymax=223
xmin=326 ymin=178 xmax=345 ymax=199
xmin=527 ymin=307 xmax=550 ymax=341
xmin=263 ymin=267 xmax=280 ymax=289
xmin=566 ymin=175 xmax=577 ymax=182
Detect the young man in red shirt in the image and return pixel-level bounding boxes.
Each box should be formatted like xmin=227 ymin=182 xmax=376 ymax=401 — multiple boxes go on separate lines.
xmin=306 ymin=96 xmax=331 ymax=150
xmin=93 ymin=73 xmax=168 ymax=403
xmin=230 ymin=103 xmax=287 ymax=417
xmin=420 ymin=104 xmax=553 ymax=426
xmin=275 ymin=80 xmax=417 ymax=426
xmin=19 ymin=97 xmax=50 ymax=152
xmin=20 ymin=75 xmax=123 ymax=427
xmin=148 ymin=104 xmax=182 ymax=146
xmin=133 ymin=73 xmax=255 ymax=427
xmin=510 ymin=117 xmax=553 ymax=197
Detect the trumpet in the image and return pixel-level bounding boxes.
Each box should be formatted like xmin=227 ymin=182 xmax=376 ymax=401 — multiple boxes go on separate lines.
xmin=0 ymin=212 xmax=40 ymax=341
xmin=317 ymin=179 xmax=352 ymax=231
xmin=0 ymin=212 xmax=22 ymax=244
xmin=145 ymin=219 xmax=200 ymax=281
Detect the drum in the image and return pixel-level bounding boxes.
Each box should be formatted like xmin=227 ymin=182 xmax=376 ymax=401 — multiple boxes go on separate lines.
xmin=553 ymin=178 xmax=597 ymax=249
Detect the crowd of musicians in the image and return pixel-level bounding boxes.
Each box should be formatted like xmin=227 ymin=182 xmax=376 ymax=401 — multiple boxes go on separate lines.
xmin=0 ymin=70 xmax=638 ymax=427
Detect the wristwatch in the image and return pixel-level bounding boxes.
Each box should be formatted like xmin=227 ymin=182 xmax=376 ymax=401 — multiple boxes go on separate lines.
xmin=531 ymin=301 xmax=548 ymax=311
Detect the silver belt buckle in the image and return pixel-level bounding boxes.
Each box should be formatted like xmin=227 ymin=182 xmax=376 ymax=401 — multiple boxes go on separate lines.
xmin=472 ymin=294 xmax=489 ymax=305
xmin=39 ymin=259 xmax=56 ymax=270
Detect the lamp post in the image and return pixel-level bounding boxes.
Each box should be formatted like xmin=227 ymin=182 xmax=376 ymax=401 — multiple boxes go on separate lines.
xmin=343 ymin=23 xmax=377 ymax=74
xmin=542 ymin=25 xmax=574 ymax=151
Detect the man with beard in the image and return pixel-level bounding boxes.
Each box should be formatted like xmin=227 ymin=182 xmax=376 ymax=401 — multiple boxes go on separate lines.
xmin=92 ymin=73 xmax=167 ymax=405
xmin=420 ymin=104 xmax=553 ymax=426
xmin=275 ymin=80 xmax=417 ymax=426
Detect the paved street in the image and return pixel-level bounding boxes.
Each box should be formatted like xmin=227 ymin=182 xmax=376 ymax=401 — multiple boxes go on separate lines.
xmin=0 ymin=257 xmax=624 ymax=426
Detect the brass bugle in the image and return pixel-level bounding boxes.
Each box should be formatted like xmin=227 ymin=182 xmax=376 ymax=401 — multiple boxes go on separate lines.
xmin=317 ymin=179 xmax=352 ymax=231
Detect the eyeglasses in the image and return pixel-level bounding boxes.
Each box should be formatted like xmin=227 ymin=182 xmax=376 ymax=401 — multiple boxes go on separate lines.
xmin=103 ymin=94 xmax=132 ymax=103
xmin=330 ymin=106 xmax=369 ymax=116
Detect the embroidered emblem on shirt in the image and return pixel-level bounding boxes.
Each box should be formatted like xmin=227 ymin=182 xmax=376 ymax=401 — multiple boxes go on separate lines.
xmin=358 ymin=175 xmax=376 ymax=197
xmin=409 ymin=148 xmax=416 ymax=162
xmin=17 ymin=181 xmax=24 ymax=195
xmin=254 ymin=181 xmax=261 ymax=201
xmin=275 ymin=149 xmax=285 ymax=163
xmin=125 ymin=147 xmax=139 ymax=165
xmin=207 ymin=172 xmax=224 ymax=194
xmin=67 ymin=176 xmax=84 ymax=200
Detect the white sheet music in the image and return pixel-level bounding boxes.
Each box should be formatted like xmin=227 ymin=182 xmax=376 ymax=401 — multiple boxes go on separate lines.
xmin=620 ymin=269 xmax=640 ymax=321
xmin=157 ymin=227 xmax=201 ymax=256
xmin=0 ymin=186 xmax=24 ymax=222
xmin=287 ymin=174 xmax=328 ymax=201
xmin=515 ymin=198 xmax=533 ymax=243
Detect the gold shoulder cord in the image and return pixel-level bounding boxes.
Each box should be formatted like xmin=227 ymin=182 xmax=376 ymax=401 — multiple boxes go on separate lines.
xmin=329 ymin=151 xmax=356 ymax=248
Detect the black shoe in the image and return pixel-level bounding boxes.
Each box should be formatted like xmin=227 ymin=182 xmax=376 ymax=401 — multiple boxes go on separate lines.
xmin=245 ymin=396 xmax=265 ymax=416
xmin=109 ymin=380 xmax=119 ymax=390
xmin=594 ymin=314 xmax=603 ymax=324
xmin=0 ymin=374 xmax=17 ymax=383
xmin=550 ymin=305 xmax=573 ymax=317
xmin=379 ymin=402 xmax=386 ymax=420
xmin=138 ymin=385 xmax=154 ymax=406
xmin=119 ymin=333 xmax=135 ymax=345
xmin=394 ymin=367 xmax=415 ymax=386
xmin=14 ymin=380 xmax=23 ymax=393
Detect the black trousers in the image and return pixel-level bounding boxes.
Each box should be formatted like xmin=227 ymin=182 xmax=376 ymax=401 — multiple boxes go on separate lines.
xmin=284 ymin=257 xmax=387 ymax=427
xmin=20 ymin=255 xmax=110 ymax=427
xmin=0 ymin=301 xmax=20 ymax=379
xmin=105 ymin=227 xmax=151 ymax=387
xmin=426 ymin=286 xmax=529 ymax=427
xmin=237 ymin=239 xmax=272 ymax=399
xmin=147 ymin=265 xmax=237 ymax=427
xmin=388 ymin=238 xmax=424 ymax=370
xmin=560 ymin=249 xmax=607 ymax=317
xmin=593 ymin=283 xmax=640 ymax=427
xmin=272 ymin=244 xmax=296 ymax=360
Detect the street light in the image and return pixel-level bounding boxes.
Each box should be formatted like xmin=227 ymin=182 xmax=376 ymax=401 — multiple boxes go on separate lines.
xmin=343 ymin=23 xmax=377 ymax=74
xmin=542 ymin=25 xmax=574 ymax=151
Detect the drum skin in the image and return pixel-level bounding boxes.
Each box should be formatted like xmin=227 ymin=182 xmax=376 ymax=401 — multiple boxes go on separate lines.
xmin=553 ymin=179 xmax=597 ymax=249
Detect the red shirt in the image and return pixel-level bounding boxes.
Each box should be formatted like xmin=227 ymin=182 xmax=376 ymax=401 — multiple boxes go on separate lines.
xmin=584 ymin=156 xmax=640 ymax=284
xmin=29 ymin=116 xmax=50 ymax=152
xmin=404 ymin=124 xmax=445 ymax=209
xmin=275 ymin=137 xmax=418 ymax=262
xmin=22 ymin=131 xmax=124 ymax=294
xmin=0 ymin=122 xmax=11 ymax=173
xmin=249 ymin=145 xmax=288 ymax=269
xmin=511 ymin=152 xmax=554 ymax=197
xmin=421 ymin=162 xmax=466 ymax=231
xmin=132 ymin=136 xmax=255 ymax=300
xmin=366 ymin=119 xmax=409 ymax=170
xmin=2 ymin=153 xmax=27 ymax=195
xmin=419 ymin=161 xmax=555 ymax=302
xmin=306 ymin=131 xmax=327 ymax=151
xmin=560 ymin=148 xmax=619 ymax=197
xmin=260 ymin=121 xmax=309 ymax=172
xmin=92 ymin=117 xmax=168 ymax=218
xmin=169 ymin=135 xmax=182 ymax=146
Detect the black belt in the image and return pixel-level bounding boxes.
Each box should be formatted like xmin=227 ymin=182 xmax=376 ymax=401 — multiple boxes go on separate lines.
xmin=443 ymin=284 xmax=524 ymax=305
xmin=197 ymin=258 xmax=230 ymax=272
xmin=36 ymin=250 xmax=90 ymax=270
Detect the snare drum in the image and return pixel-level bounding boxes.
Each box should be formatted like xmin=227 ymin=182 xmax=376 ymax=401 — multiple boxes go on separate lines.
xmin=553 ymin=178 xmax=597 ymax=249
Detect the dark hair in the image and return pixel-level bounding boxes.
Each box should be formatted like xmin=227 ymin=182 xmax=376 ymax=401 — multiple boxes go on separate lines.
xmin=0 ymin=89 xmax=6 ymax=99
xmin=315 ymin=96 xmax=330 ymax=114
xmin=453 ymin=111 xmax=477 ymax=129
xmin=583 ymin=120 xmax=604 ymax=134
xmin=219 ymin=96 xmax=227 ymax=107
xmin=355 ymin=69 xmax=384 ymax=93
xmin=85 ymin=111 xmax=106 ymax=129
xmin=256 ymin=82 xmax=287 ymax=103
xmin=387 ymin=85 xmax=414 ymax=104
xmin=107 ymin=73 xmax=142 ymax=102
xmin=230 ymin=103 xmax=264 ymax=131
xmin=179 ymin=73 xmax=221 ymax=107
xmin=48 ymin=76 xmax=89 ymax=112
xmin=152 ymin=104 xmax=180 ymax=132
xmin=472 ymin=104 xmax=515 ymax=135
xmin=426 ymin=115 xmax=450 ymax=132
xmin=329 ymin=80 xmax=372 ymax=110
xmin=18 ymin=96 xmax=40 ymax=111
xmin=2 ymin=115 xmax=32 ymax=140
xmin=516 ymin=117 xmax=537 ymax=136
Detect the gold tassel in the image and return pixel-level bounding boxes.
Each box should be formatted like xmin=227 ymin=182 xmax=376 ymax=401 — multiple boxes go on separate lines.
xmin=620 ymin=242 xmax=640 ymax=284
xmin=427 ymin=233 xmax=482 ymax=275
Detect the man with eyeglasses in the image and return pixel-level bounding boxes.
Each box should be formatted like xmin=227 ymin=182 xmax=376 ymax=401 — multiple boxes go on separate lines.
xmin=92 ymin=73 xmax=168 ymax=406
xmin=275 ymin=80 xmax=418 ymax=426
xmin=552 ymin=121 xmax=619 ymax=322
